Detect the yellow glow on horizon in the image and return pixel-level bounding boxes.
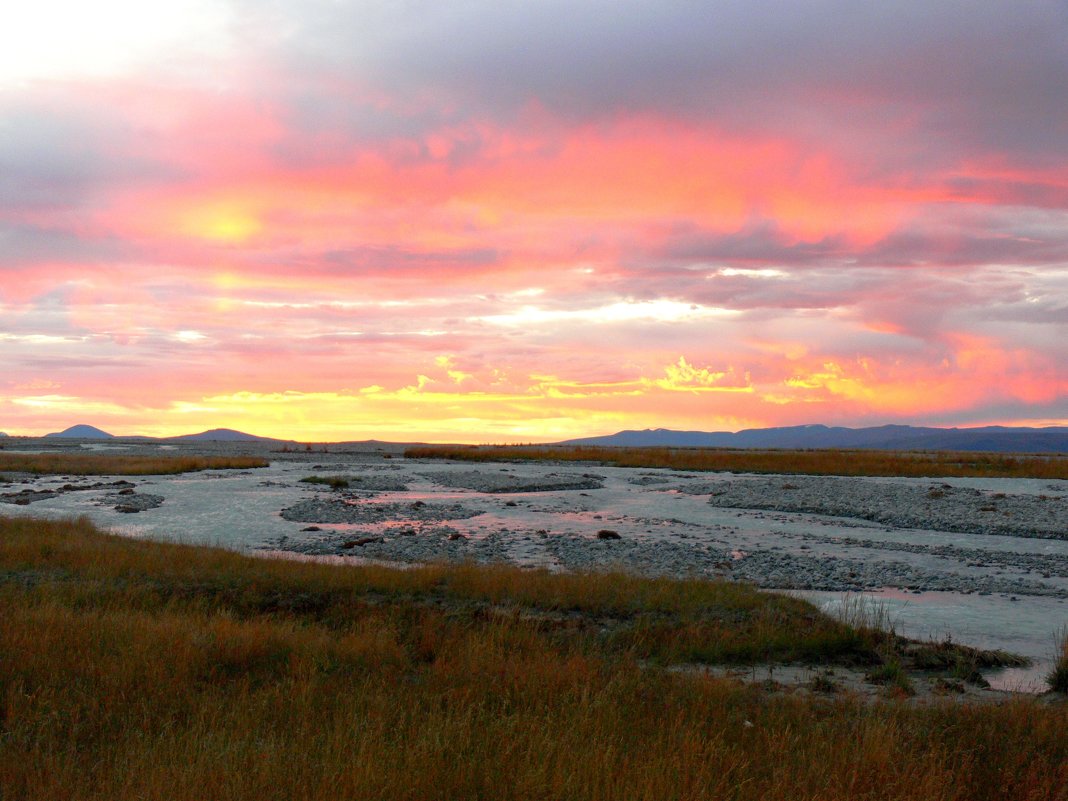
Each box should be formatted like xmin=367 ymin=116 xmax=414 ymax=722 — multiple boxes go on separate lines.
xmin=5 ymin=352 xmax=1063 ymax=441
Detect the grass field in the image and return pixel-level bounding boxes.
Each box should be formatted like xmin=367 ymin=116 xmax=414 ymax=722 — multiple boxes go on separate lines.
xmin=0 ymin=453 xmax=268 ymax=476
xmin=1 ymin=515 xmax=1065 ymax=800
xmin=404 ymin=444 xmax=1068 ymax=480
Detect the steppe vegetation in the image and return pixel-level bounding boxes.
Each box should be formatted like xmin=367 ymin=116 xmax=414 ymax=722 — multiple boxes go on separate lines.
xmin=405 ymin=445 xmax=1068 ymax=480
xmin=1 ymin=515 xmax=1065 ymax=800
xmin=300 ymin=474 xmax=353 ymax=489
xmin=1050 ymin=627 xmax=1068 ymax=694
xmin=0 ymin=453 xmax=267 ymax=476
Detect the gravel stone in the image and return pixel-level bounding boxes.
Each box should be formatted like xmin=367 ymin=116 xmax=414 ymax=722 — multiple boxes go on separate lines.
xmin=281 ymin=498 xmax=483 ymax=524
xmin=421 ymin=469 xmax=604 ymax=493
xmin=684 ymin=476 xmax=1067 ymax=539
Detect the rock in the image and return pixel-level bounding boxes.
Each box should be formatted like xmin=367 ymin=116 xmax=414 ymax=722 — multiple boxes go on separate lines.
xmin=341 ymin=537 xmax=383 ymax=548
xmin=281 ymin=498 xmax=483 ymax=524
xmin=422 ymin=469 xmax=604 ymax=494
xmin=0 ymin=489 xmax=58 ymax=505
xmin=344 ymin=474 xmax=409 ymax=492
xmin=107 ymin=493 xmax=163 ymax=513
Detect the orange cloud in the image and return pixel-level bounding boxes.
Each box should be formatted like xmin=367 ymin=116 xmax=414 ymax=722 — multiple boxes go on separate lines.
xmin=4 ymin=73 xmax=1066 ymax=440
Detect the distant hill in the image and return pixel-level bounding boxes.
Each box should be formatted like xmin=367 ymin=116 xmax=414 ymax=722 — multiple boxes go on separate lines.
xmin=44 ymin=424 xmax=115 ymax=439
xmin=559 ymin=424 xmax=1068 ymax=453
xmin=0 ymin=432 xmax=8 ymax=438
xmin=169 ymin=428 xmax=287 ymax=443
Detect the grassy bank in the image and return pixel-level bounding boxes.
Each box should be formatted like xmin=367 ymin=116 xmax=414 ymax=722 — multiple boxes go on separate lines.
xmin=1 ymin=516 xmax=1065 ymax=800
xmin=0 ymin=453 xmax=268 ymax=476
xmin=404 ymin=444 xmax=1068 ymax=480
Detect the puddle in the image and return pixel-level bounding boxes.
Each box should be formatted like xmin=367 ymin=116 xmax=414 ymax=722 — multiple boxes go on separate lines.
xmin=799 ymin=588 xmax=1068 ymax=692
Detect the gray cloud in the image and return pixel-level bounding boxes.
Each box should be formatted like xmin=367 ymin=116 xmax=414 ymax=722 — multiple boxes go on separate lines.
xmin=0 ymin=224 xmax=131 ymax=267
xmin=644 ymin=205 xmax=1068 ymax=275
xmin=246 ymin=0 xmax=1068 ymax=164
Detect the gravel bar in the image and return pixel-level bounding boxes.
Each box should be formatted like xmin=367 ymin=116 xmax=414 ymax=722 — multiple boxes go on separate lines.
xmin=421 ymin=469 xmax=605 ymax=493
xmin=686 ymin=476 xmax=1066 ymax=539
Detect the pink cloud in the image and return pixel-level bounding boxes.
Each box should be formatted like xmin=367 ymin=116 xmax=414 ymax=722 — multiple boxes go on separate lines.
xmin=2 ymin=8 xmax=1066 ymax=438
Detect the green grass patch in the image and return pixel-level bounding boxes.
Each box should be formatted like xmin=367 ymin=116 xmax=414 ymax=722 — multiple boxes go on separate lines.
xmin=1 ymin=516 xmax=1065 ymax=800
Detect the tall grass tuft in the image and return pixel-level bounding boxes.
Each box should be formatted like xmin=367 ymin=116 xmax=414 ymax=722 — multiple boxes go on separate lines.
xmin=1049 ymin=626 xmax=1068 ymax=693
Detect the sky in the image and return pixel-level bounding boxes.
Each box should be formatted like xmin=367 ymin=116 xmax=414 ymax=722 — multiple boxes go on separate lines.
xmin=1 ymin=1 xmax=1067 ymax=441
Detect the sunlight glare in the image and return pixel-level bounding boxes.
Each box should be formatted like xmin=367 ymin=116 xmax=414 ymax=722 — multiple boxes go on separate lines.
xmin=0 ymin=0 xmax=231 ymax=83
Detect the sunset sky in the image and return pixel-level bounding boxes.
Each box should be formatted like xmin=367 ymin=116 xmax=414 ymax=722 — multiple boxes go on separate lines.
xmin=2 ymin=1 xmax=1067 ymax=441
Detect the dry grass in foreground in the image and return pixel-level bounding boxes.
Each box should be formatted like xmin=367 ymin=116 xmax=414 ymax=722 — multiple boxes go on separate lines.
xmin=1 ymin=517 xmax=1065 ymax=801
xmin=0 ymin=452 xmax=267 ymax=476
xmin=1051 ymin=628 xmax=1068 ymax=693
xmin=405 ymin=444 xmax=1068 ymax=480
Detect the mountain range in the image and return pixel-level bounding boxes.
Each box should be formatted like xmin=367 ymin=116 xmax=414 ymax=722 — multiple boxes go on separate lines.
xmin=9 ymin=423 xmax=1068 ymax=452
xmin=559 ymin=424 xmax=1068 ymax=453
xmin=171 ymin=428 xmax=289 ymax=443
xmin=44 ymin=424 xmax=115 ymax=439
xmin=38 ymin=425 xmax=287 ymax=443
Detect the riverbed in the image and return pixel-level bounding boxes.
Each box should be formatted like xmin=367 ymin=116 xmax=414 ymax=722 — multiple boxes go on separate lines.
xmin=3 ymin=443 xmax=1065 ymax=690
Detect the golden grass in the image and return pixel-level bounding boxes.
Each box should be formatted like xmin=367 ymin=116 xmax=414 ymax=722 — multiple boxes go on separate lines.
xmin=0 ymin=517 xmax=874 ymax=664
xmin=1 ymin=516 xmax=1065 ymax=800
xmin=0 ymin=453 xmax=267 ymax=476
xmin=1050 ymin=627 xmax=1068 ymax=693
xmin=404 ymin=444 xmax=1068 ymax=479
